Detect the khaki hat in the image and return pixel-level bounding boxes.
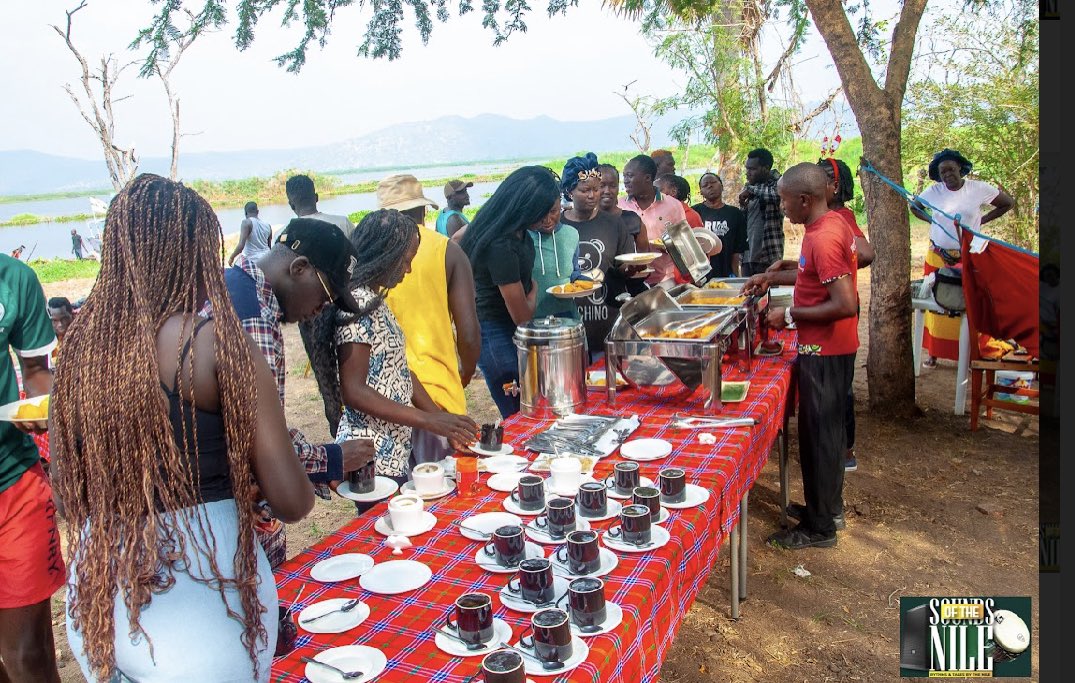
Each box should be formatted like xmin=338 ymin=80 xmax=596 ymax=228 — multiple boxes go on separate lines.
xmin=377 ymin=174 xmax=439 ymax=211
xmin=444 ymin=179 xmax=474 ymax=199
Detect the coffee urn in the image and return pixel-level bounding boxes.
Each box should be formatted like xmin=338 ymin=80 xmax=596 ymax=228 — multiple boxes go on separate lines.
xmin=513 ymin=316 xmax=588 ymax=419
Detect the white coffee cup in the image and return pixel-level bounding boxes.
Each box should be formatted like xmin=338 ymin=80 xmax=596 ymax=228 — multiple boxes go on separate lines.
xmin=549 ymin=457 xmax=582 ymax=494
xmin=412 ymin=462 xmax=446 ymax=496
xmin=388 ymin=494 xmax=424 ymax=533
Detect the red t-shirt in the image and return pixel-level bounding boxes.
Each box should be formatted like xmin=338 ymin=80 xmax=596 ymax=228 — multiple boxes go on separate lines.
xmin=793 ymin=211 xmax=859 ymax=356
xmin=834 ymin=206 xmax=865 ymax=239
xmin=683 ymin=202 xmax=704 ymax=228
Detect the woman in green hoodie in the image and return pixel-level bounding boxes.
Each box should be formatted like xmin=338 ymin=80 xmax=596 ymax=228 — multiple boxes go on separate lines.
xmin=528 ymin=214 xmax=582 ymax=320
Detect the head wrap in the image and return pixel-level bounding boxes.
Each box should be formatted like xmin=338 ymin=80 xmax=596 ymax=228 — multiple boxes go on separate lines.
xmin=928 ymin=149 xmax=973 ymax=182
xmin=561 ymin=152 xmax=601 ymax=200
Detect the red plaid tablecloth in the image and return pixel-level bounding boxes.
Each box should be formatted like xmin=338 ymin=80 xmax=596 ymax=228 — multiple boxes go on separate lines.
xmin=272 ymin=335 xmax=795 ymax=682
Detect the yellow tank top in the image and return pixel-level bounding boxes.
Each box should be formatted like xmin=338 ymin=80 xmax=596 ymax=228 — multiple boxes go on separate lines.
xmin=385 ymin=228 xmax=467 ymax=414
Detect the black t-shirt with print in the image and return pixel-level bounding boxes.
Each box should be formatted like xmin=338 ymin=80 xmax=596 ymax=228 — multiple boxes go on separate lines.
xmin=473 ymin=233 xmax=536 ymax=323
xmin=693 ymin=203 xmax=748 ymax=277
xmin=560 ymin=211 xmax=635 ymax=353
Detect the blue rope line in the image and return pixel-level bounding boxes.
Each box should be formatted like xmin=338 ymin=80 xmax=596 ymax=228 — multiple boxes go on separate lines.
xmin=859 ymin=158 xmax=1039 ymax=258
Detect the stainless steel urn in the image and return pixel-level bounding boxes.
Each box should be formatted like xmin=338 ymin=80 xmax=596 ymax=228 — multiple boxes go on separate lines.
xmin=514 ymin=316 xmax=588 ymax=418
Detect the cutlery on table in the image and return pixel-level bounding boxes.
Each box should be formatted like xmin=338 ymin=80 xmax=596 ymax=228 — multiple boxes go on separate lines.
xmin=450 ymin=520 xmax=492 ymax=538
xmin=299 ymin=598 xmax=361 ymax=624
xmin=506 ymin=643 xmax=565 ymax=671
xmin=301 ymin=656 xmax=365 ymax=679
xmin=284 ymin=584 xmax=308 ymax=619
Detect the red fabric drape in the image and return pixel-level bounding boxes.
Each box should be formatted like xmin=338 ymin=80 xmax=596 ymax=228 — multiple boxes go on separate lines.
xmin=960 ymin=229 xmax=1039 ymax=358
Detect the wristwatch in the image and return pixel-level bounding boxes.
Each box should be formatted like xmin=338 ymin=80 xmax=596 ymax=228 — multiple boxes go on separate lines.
xmin=784 ymin=307 xmax=794 ymax=326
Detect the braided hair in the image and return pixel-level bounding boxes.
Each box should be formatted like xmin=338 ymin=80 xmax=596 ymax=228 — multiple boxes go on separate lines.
xmin=348 ymin=209 xmax=421 ymax=316
xmin=817 ymin=158 xmax=855 ymax=205
xmin=51 ymin=174 xmax=265 ymax=680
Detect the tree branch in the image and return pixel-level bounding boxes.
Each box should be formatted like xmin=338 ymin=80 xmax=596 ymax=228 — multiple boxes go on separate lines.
xmin=789 ymin=87 xmax=843 ymax=131
xmin=803 ymin=0 xmax=884 ymax=114
xmin=884 ymin=0 xmax=928 ymax=105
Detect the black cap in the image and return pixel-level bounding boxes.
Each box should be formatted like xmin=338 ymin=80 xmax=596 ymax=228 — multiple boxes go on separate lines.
xmin=275 ymin=217 xmax=363 ymax=314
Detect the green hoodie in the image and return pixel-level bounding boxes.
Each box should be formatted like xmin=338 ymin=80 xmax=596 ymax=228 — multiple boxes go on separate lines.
xmin=528 ymin=224 xmax=581 ymax=320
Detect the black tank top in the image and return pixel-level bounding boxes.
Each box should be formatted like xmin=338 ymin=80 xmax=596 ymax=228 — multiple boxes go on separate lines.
xmin=161 ymin=319 xmax=232 ymax=503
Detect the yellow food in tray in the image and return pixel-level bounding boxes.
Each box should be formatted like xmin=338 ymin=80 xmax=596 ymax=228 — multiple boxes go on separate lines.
xmin=705 ymin=280 xmax=733 ymax=289
xmin=681 ymin=292 xmax=745 ymax=305
xmin=15 ymin=396 xmax=49 ymax=420
xmin=552 ymin=281 xmax=597 ymax=294
xmin=640 ymin=324 xmax=719 ymax=340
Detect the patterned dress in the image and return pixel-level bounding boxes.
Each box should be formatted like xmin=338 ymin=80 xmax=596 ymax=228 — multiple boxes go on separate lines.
xmin=334 ymin=287 xmax=414 ymax=477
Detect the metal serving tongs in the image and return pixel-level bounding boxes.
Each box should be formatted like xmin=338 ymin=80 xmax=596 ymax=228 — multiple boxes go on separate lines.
xmin=670 ymin=412 xmax=757 ymax=429
xmin=664 ymin=310 xmax=729 ymax=336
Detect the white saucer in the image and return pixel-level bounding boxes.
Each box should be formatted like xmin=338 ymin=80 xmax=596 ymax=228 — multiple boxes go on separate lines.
xmin=336 ymin=476 xmax=400 ymax=502
xmin=304 ymin=645 xmax=387 ymax=683
xmin=499 ymin=576 xmax=571 ymax=613
xmin=524 ymin=517 xmax=592 ymax=545
xmin=472 ymin=443 xmax=515 ymax=457
xmin=458 ymin=511 xmax=524 ymax=541
xmin=298 ymin=598 xmax=371 ymax=634
xmin=515 ymin=635 xmax=589 ymax=676
xmin=551 ymin=546 xmax=619 ymax=579
xmin=576 ymin=498 xmax=623 ymax=523
xmin=545 ymin=474 xmax=599 ymax=498
xmin=401 ymin=479 xmax=456 ymax=501
xmin=619 ymin=438 xmax=673 ymax=461
xmin=359 ymin=559 xmax=433 ymax=594
xmin=661 ymin=483 xmax=710 ymax=510
xmin=569 ymin=600 xmax=624 ymax=638
xmin=310 ymin=553 xmax=376 ymax=583
xmin=504 ymin=495 xmax=547 ymax=517
xmin=653 ymin=507 xmax=671 ymax=525
xmin=434 ymin=618 xmax=514 ymax=657
xmin=480 ymin=454 xmax=528 ymax=473
xmin=476 ymin=542 xmax=546 ymax=573
xmin=602 ymin=523 xmax=672 ymax=553
xmin=605 ymin=476 xmax=655 ymax=500
xmin=488 ymin=471 xmax=528 ymax=492
xmin=374 ymin=510 xmax=437 ymax=537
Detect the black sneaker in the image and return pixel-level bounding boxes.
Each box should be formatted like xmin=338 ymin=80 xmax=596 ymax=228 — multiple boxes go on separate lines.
xmin=785 ymin=503 xmax=846 ymax=531
xmin=845 ymin=455 xmax=858 ymax=472
xmin=767 ymin=525 xmax=837 ymax=550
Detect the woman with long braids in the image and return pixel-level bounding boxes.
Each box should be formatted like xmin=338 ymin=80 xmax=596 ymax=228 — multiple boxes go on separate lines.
xmin=334 ymin=209 xmax=478 ymax=496
xmin=51 ymin=174 xmax=314 ymax=681
xmin=461 ymin=166 xmax=561 ymax=418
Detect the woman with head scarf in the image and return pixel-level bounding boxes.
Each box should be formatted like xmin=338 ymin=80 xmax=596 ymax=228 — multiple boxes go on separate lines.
xmin=912 ymin=149 xmax=1014 ymax=366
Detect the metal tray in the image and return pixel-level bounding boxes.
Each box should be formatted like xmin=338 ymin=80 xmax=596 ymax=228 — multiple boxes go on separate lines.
xmin=662 ymin=220 xmax=712 ymax=285
xmin=633 ymin=309 xmax=740 ymax=343
xmin=673 ymin=288 xmax=749 ymax=308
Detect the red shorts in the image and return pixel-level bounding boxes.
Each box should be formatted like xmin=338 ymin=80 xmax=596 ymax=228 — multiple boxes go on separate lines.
xmin=0 ymin=463 xmax=66 ymax=608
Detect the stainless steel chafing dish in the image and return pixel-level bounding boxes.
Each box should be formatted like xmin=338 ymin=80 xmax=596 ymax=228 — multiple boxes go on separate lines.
xmin=668 ymin=280 xmax=773 ymax=366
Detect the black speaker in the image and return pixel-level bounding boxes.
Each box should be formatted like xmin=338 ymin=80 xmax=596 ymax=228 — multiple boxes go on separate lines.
xmin=901 ymin=604 xmax=931 ymax=671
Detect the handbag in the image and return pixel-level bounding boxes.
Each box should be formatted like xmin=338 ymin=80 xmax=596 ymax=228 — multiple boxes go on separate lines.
xmin=932 ymin=266 xmax=965 ymax=314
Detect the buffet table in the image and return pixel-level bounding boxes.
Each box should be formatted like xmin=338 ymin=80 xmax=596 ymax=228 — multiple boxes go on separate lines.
xmin=271 ymin=333 xmax=796 ymax=682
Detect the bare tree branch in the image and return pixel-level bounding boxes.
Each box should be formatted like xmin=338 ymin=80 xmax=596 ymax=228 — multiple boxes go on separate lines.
xmin=789 ymin=87 xmax=843 ymax=132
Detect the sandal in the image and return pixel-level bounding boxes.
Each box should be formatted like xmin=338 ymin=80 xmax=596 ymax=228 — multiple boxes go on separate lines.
xmin=922 ymin=356 xmax=937 ymax=368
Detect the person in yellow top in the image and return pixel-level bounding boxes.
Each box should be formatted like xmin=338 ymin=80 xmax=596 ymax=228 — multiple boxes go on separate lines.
xmin=376 ymin=175 xmax=481 ymax=462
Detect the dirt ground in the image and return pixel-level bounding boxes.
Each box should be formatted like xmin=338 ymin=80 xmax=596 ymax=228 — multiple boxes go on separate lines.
xmin=42 ymin=223 xmax=1039 ymax=681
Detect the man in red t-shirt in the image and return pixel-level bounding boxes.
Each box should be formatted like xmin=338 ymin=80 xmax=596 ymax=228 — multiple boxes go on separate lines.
xmin=762 ymin=163 xmax=860 ymax=549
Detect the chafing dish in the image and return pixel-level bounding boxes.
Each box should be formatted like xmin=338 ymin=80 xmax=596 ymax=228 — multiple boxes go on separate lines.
xmin=670 ymin=282 xmax=772 ymax=362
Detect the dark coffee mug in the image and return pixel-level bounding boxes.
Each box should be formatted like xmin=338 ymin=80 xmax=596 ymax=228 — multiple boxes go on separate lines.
xmin=506 ymin=558 xmax=555 ymax=605
xmin=607 ymin=504 xmax=652 ymax=546
xmin=480 ymin=423 xmax=505 ymax=450
xmin=556 ymin=576 xmax=607 ymax=629
xmin=510 ymin=475 xmax=546 ymax=512
xmin=554 ymin=530 xmax=600 ymax=575
xmin=274 ymin=604 xmax=298 ymax=657
xmin=632 ymin=486 xmax=662 ymax=522
xmin=534 ymin=497 xmax=576 ymax=539
xmin=481 ymin=649 xmax=526 ymax=683
xmin=445 ymin=592 xmax=494 ymax=646
xmin=348 ymin=458 xmax=376 ymax=494
xmin=604 ymin=461 xmax=640 ymax=496
xmin=483 ymin=525 xmax=526 ymax=568
xmin=520 ymin=608 xmax=573 ymax=665
xmin=576 ymin=482 xmax=608 ymax=518
xmin=659 ymin=468 xmax=687 ymax=504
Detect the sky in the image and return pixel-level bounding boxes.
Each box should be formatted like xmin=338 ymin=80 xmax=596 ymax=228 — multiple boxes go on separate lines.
xmin=0 ymin=0 xmax=899 ymax=160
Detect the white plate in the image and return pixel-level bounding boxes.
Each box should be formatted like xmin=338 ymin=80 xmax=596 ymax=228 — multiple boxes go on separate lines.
xmin=310 ymin=553 xmax=376 ymax=583
xmin=480 ymin=454 xmax=528 ymax=473
xmin=693 ymin=228 xmax=719 ymax=254
xmin=661 ymin=483 xmax=710 ymax=510
xmin=488 ymin=471 xmax=528 ymax=492
xmin=605 ymin=476 xmax=655 ymax=500
xmin=434 ymin=618 xmax=515 ymax=657
xmin=545 ymin=474 xmax=598 ymax=498
xmin=547 ymin=283 xmax=600 ymax=299
xmin=550 ymin=546 xmax=619 ymax=579
xmin=336 ymin=476 xmax=399 ymax=503
xmin=585 ymin=370 xmax=628 ymax=389
xmin=458 ymin=512 xmax=524 ymax=541
xmin=653 ymin=507 xmax=671 ymax=524
xmin=630 ymin=267 xmax=655 ymax=279
xmin=515 ymin=635 xmax=590 ymax=677
xmin=359 ymin=559 xmax=433 ymax=594
xmin=602 ymin=523 xmax=672 ymax=553
xmin=298 ymin=598 xmax=371 ymax=634
xmin=476 ymin=542 xmax=546 ymax=573
xmin=530 ymin=455 xmax=597 ymax=476
xmin=374 ymin=510 xmax=437 ymax=537
xmin=614 ymin=252 xmax=660 ymax=265
xmin=400 ymin=479 xmax=456 ymax=501
xmin=524 ymin=518 xmax=592 ymax=545
xmin=576 ymin=498 xmax=623 ymax=523
xmin=499 ymin=576 xmax=571 ymax=613
xmin=619 ymin=438 xmax=673 ymax=461
xmin=472 ymin=443 xmax=515 ymax=457
xmin=569 ymin=600 xmax=624 ymax=638
xmin=504 ymin=495 xmax=547 ymax=517
xmin=0 ymin=396 xmax=49 ymax=424
xmin=304 ymin=645 xmax=387 ymax=683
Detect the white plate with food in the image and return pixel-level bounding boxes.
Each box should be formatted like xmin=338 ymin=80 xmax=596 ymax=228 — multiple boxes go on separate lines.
xmin=529 ymin=454 xmax=597 ymax=476
xmin=547 ymin=281 xmax=601 ymax=299
xmin=614 ymin=252 xmax=660 ymax=266
xmin=585 ymin=370 xmax=627 ymax=389
xmin=0 ymin=395 xmax=50 ymax=424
